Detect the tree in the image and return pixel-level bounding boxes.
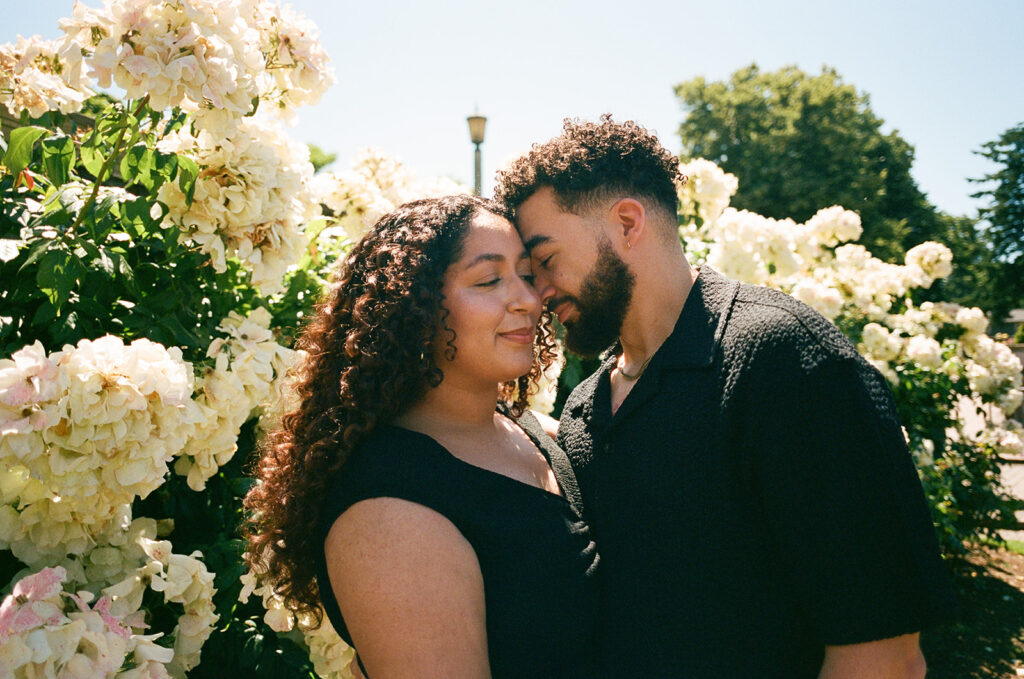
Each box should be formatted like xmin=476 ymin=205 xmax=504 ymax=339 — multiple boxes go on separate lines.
xmin=675 ymin=65 xmax=941 ymax=262
xmin=972 ymin=122 xmax=1024 ymax=320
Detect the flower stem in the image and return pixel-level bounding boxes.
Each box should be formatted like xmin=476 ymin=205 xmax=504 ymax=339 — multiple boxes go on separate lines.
xmin=66 ymin=96 xmax=150 ymax=236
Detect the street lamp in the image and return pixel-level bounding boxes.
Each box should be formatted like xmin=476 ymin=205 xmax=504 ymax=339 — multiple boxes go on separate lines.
xmin=467 ymin=113 xmax=487 ymax=196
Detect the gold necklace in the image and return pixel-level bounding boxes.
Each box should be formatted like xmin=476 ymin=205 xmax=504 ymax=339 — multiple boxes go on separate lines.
xmin=617 ymin=354 xmax=653 ymax=381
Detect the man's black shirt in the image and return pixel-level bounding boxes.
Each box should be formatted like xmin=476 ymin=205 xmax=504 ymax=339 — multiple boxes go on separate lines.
xmin=557 ymin=265 xmax=955 ymax=678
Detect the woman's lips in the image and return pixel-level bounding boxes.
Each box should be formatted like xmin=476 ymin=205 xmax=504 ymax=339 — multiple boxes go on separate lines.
xmin=498 ymin=329 xmax=534 ymax=344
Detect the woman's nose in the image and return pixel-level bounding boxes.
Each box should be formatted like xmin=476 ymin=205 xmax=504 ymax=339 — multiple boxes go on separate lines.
xmin=508 ymin=276 xmax=542 ymax=314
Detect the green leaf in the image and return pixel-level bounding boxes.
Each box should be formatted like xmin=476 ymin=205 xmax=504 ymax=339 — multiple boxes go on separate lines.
xmin=79 ymin=130 xmax=105 ymax=177
xmin=17 ymin=238 xmax=54 ymax=273
xmin=2 ymin=126 xmax=48 ymax=177
xmin=176 ymin=156 xmax=199 ymax=203
xmin=152 ymin=152 xmax=178 ymax=192
xmin=110 ymin=251 xmax=140 ymax=297
xmin=36 ymin=250 xmax=73 ymax=309
xmin=40 ymin=135 xmax=76 ymax=186
xmin=119 ymin=144 xmax=155 ymax=188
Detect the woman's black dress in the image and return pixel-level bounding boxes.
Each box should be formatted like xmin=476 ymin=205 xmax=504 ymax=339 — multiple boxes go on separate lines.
xmin=313 ymin=409 xmax=600 ymax=678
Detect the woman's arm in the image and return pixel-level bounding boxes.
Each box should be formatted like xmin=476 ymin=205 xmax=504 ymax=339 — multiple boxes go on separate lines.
xmin=324 ymin=497 xmax=491 ymax=679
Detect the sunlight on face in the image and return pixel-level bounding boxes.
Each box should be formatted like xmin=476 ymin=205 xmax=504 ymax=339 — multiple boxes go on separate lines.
xmin=437 ymin=210 xmax=542 ymax=386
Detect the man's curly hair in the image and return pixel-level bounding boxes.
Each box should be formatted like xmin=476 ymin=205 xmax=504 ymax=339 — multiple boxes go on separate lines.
xmin=243 ymin=194 xmax=559 ymax=626
xmin=494 ymin=114 xmax=684 ymax=219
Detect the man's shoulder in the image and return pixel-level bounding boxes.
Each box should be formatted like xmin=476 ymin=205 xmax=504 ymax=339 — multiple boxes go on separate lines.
xmin=560 ymin=361 xmax=607 ymax=421
xmin=722 ymin=282 xmax=859 ymax=374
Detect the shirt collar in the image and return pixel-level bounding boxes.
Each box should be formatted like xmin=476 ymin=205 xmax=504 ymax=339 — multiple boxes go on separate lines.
xmin=565 ymin=265 xmax=740 ymax=420
xmin=657 ymin=264 xmax=740 ymax=369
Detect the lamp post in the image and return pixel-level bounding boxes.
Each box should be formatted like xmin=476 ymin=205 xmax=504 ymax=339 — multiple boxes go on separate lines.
xmin=467 ymin=113 xmax=487 ymax=196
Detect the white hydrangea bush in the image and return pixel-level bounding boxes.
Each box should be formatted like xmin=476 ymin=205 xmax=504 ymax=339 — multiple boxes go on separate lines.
xmin=0 ymin=565 xmax=174 ymax=679
xmin=54 ymin=0 xmax=335 ymax=133
xmin=157 ymin=115 xmax=321 ymax=296
xmin=3 ymin=0 xmax=353 ymax=676
xmin=314 ymin=149 xmax=466 ymax=244
xmin=677 ymin=158 xmax=1023 ymax=548
xmin=0 ymin=35 xmax=86 ymax=118
xmin=238 ymin=569 xmax=356 ymax=679
xmin=0 ymin=337 xmax=201 ymax=568
xmin=1 ymin=516 xmax=218 ymax=679
xmin=176 ymin=308 xmax=300 ymax=491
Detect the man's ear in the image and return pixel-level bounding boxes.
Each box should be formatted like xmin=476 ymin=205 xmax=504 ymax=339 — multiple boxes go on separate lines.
xmin=609 ymin=197 xmax=646 ymax=248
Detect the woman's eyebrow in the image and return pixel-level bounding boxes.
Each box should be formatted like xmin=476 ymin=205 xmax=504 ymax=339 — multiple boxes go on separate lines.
xmin=463 ymin=251 xmax=530 ymax=270
xmin=463 ymin=253 xmax=505 ymax=269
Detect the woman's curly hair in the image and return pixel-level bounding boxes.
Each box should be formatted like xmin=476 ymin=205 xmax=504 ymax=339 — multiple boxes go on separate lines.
xmin=243 ymin=194 xmax=560 ymax=625
xmin=494 ymin=113 xmax=685 ymax=220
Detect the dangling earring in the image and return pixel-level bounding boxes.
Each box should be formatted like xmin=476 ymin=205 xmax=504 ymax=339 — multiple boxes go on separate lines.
xmin=626 ymin=241 xmax=632 ymax=250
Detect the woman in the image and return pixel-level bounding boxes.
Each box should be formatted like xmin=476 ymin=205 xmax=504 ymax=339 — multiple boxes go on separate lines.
xmin=244 ymin=195 xmax=599 ymax=678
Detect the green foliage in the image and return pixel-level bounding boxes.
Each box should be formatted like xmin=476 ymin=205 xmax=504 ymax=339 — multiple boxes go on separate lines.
xmin=971 ymin=122 xmax=1024 ymax=320
xmin=889 ymin=359 xmax=1024 ymax=555
xmin=1 ymin=100 xmax=325 ymax=677
xmin=307 ymin=143 xmax=337 ymax=174
xmin=675 ymin=64 xmax=942 ymax=262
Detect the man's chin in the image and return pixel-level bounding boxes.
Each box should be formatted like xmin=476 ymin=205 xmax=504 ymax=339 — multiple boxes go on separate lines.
xmin=563 ymin=322 xmax=616 ymax=358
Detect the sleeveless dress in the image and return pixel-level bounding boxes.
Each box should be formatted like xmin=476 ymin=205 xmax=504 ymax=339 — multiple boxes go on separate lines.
xmin=313 ymin=409 xmax=600 ymax=678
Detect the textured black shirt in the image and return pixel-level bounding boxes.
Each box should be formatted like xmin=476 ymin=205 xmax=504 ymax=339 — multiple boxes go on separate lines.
xmin=557 ymin=265 xmax=955 ymax=678
xmin=314 ymin=409 xmax=600 ymax=678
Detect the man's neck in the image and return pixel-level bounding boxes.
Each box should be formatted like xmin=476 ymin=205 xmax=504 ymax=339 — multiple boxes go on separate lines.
xmin=618 ymin=254 xmax=698 ymax=367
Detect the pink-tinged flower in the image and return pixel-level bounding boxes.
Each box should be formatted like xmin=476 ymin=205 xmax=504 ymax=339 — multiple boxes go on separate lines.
xmin=93 ymin=595 xmax=131 ymax=639
xmin=11 ymin=565 xmax=66 ymax=601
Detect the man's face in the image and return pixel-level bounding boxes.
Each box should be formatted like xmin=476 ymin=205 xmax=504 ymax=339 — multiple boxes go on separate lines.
xmin=516 ymin=187 xmax=635 ymax=356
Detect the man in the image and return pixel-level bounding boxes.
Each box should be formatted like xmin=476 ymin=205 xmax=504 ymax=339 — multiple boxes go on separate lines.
xmin=494 ymin=115 xmax=954 ymax=678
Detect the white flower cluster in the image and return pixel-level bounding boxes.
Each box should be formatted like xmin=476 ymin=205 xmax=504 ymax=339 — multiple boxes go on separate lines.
xmin=58 ymin=0 xmax=263 ymax=120
xmin=238 ymin=570 xmax=356 ymax=679
xmin=56 ymin=0 xmax=333 ymax=130
xmin=963 ymin=335 xmax=1024 ymax=414
xmin=176 ymin=307 xmax=299 ymax=490
xmin=0 ymin=338 xmax=200 ymax=567
xmin=678 ymin=158 xmax=1023 ymax=443
xmin=157 ymin=115 xmax=319 ymax=295
xmin=0 ymin=565 xmax=174 ymax=679
xmin=677 ymin=158 xmax=738 ymax=229
xmin=0 ymin=35 xmax=86 ymax=118
xmin=316 ymin=149 xmax=466 ymax=243
xmin=254 ymin=2 xmax=336 ymax=117
xmin=904 ymin=242 xmax=954 ymax=289
xmin=2 ymin=516 xmax=218 ymax=679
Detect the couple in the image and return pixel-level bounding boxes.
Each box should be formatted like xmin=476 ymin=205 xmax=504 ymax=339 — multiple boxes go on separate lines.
xmin=245 ymin=117 xmax=953 ymax=678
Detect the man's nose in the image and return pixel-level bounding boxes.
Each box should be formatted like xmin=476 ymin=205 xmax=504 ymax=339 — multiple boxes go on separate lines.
xmin=532 ymin=272 xmax=556 ymax=304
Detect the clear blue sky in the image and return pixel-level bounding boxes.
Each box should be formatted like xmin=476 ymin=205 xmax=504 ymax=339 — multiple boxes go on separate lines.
xmin=8 ymin=0 xmax=1024 ymax=218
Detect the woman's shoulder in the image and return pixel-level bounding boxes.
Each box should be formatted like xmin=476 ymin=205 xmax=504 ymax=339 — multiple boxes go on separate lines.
xmin=317 ymin=425 xmax=457 ymax=532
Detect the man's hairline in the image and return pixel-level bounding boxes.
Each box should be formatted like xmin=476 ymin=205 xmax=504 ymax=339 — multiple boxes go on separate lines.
xmin=512 ymin=185 xmax=677 ymax=243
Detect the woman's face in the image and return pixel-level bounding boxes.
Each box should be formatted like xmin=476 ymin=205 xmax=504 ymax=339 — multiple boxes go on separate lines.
xmin=437 ymin=210 xmax=542 ymax=387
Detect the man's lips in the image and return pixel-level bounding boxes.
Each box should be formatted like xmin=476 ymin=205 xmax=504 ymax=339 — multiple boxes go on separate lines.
xmin=550 ymin=300 xmax=576 ymax=323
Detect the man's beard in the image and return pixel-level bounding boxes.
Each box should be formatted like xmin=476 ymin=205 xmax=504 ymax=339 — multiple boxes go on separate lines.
xmin=558 ymin=238 xmax=635 ymax=357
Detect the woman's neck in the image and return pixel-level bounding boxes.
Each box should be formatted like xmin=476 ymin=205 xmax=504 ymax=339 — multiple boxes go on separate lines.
xmin=394 ymin=380 xmax=501 ymax=438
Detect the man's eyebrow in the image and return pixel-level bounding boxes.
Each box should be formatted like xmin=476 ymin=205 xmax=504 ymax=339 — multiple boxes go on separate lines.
xmin=522 ymin=235 xmax=551 ymax=253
